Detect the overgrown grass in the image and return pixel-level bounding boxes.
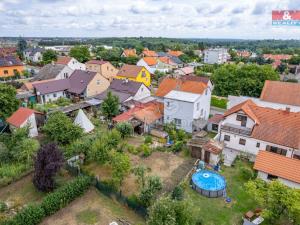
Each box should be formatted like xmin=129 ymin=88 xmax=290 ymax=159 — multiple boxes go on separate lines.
xmin=0 ymin=163 xmax=31 ymax=187
xmin=211 ymin=96 xmax=228 ymax=109
xmin=184 ymin=160 xmax=257 ymax=225
xmin=76 ymin=209 xmax=99 ymax=224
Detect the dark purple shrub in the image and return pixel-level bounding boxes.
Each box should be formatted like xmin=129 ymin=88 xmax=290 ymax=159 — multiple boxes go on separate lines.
xmin=33 ymin=143 xmax=64 ymax=192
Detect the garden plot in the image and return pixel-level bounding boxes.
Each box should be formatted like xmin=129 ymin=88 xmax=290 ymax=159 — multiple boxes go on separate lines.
xmin=40 ymin=187 xmax=145 ymax=225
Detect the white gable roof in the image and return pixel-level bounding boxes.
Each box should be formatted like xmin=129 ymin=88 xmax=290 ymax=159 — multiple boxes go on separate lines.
xmin=74 ymin=109 xmax=94 ymax=133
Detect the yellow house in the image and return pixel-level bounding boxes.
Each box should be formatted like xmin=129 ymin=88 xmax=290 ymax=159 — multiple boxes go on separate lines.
xmin=0 ymin=56 xmax=24 ymax=78
xmin=116 ymin=64 xmax=151 ymax=87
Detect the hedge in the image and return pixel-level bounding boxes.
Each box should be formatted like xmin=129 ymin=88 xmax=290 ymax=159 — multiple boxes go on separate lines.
xmin=211 ymin=96 xmax=228 ymax=109
xmin=2 ymin=176 xmax=92 ymax=225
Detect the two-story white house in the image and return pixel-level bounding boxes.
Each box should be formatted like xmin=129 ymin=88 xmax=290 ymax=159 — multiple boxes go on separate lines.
xmin=56 ymin=56 xmax=86 ymax=71
xmin=218 ymin=99 xmax=300 ymax=166
xmin=23 ymin=47 xmax=45 ymax=63
xmin=156 ymin=77 xmax=211 ymax=133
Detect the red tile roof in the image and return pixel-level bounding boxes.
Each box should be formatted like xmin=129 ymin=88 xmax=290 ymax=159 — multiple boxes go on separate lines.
xmin=260 ymin=80 xmax=300 ymax=107
xmin=168 ymin=50 xmax=184 ymax=57
xmin=208 ymin=114 xmax=223 ymax=124
xmin=123 ymin=49 xmax=137 ymax=57
xmin=142 ymin=49 xmax=157 ymax=57
xmin=254 ymin=151 xmax=300 ymax=184
xmin=203 ymin=140 xmax=223 ymax=154
xmin=56 ymin=56 xmax=72 ymax=65
xmin=224 ymin=100 xmax=300 ymax=148
xmin=117 ymin=64 xmax=144 ymax=78
xmin=142 ymin=57 xmax=158 ymax=66
xmin=158 ymin=56 xmax=175 ymax=65
xmin=6 ymin=107 xmax=42 ymax=128
xmin=156 ymin=77 xmax=207 ymax=97
xmin=263 ymin=54 xmax=292 ymax=61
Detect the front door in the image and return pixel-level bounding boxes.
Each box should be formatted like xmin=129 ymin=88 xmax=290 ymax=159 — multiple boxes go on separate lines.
xmin=204 ymin=151 xmax=210 ymax=164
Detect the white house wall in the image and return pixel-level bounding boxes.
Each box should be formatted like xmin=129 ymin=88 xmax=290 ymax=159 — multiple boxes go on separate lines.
xmin=20 ymin=114 xmax=38 ymax=137
xmin=55 ymin=66 xmax=74 ymax=80
xmin=257 ymin=171 xmax=300 ymax=188
xmin=68 ymin=58 xmax=86 ymax=70
xmin=223 ymin=112 xmax=255 ymax=129
xmin=42 ymin=91 xmax=66 ymax=103
xmin=133 ymin=85 xmax=151 ymax=101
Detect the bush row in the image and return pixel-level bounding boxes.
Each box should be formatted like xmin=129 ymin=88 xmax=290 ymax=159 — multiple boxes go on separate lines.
xmin=2 ymin=176 xmax=92 ymax=225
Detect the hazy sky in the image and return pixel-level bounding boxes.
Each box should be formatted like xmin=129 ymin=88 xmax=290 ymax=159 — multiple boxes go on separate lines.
xmin=1 ymin=0 xmax=300 ymax=39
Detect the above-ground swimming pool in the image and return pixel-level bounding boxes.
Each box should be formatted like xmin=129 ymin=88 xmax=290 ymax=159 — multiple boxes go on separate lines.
xmin=191 ymin=170 xmax=226 ymax=198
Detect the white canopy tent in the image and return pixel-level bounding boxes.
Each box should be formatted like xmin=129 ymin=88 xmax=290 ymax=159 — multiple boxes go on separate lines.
xmin=74 ymin=109 xmax=95 ymax=133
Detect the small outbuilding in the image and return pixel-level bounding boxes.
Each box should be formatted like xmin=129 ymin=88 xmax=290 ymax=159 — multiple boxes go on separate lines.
xmin=74 ymin=109 xmax=95 ymax=133
xmin=6 ymin=107 xmax=44 ymax=137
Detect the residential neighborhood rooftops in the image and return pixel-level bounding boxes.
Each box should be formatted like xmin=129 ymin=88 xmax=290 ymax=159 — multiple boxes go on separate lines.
xmin=94 ymin=89 xmax=132 ymax=103
xmin=0 ymin=55 xmax=23 ymax=67
xmin=68 ymin=70 xmax=97 ymax=94
xmin=254 ymin=150 xmax=300 ymax=184
xmin=260 ymin=80 xmax=300 ymax=107
xmin=86 ymin=59 xmax=108 ymax=65
xmin=6 ymin=107 xmax=42 ymax=128
xmin=117 ymin=64 xmax=145 ymax=78
xmin=142 ymin=49 xmax=157 ymax=57
xmin=32 ymin=63 xmax=67 ymax=81
xmin=133 ymin=102 xmax=163 ymax=124
xmin=224 ymin=99 xmax=300 ymax=149
xmin=262 ymin=54 xmax=291 ymax=61
xmin=142 ymin=57 xmax=158 ymax=66
xmin=164 ymin=90 xmax=201 ymax=102
xmin=182 ymin=75 xmax=211 ymax=85
xmin=156 ymin=77 xmax=207 ymax=97
xmin=56 ymin=56 xmax=72 ymax=65
xmin=22 ymin=79 xmax=54 ymax=91
xmin=24 ymin=46 xmax=44 ymax=56
xmin=33 ymin=78 xmax=70 ymax=95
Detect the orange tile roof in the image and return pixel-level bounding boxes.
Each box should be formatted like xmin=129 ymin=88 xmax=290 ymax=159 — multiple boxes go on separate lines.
xmin=142 ymin=49 xmax=157 ymax=57
xmin=56 ymin=56 xmax=72 ymax=65
xmin=143 ymin=57 xmax=158 ymax=66
xmin=168 ymin=50 xmax=184 ymax=57
xmin=133 ymin=102 xmax=163 ymax=124
xmin=260 ymin=80 xmax=300 ymax=107
xmin=155 ymin=77 xmax=207 ymax=97
xmin=254 ymin=151 xmax=300 ymax=184
xmin=117 ymin=64 xmax=144 ymax=78
xmin=263 ymin=54 xmax=292 ymax=61
xmin=224 ymin=99 xmax=260 ymax=124
xmin=123 ymin=49 xmax=137 ymax=57
xmin=224 ymin=100 xmax=300 ymax=148
xmin=6 ymin=107 xmax=43 ymax=127
xmin=158 ymin=56 xmax=175 ymax=65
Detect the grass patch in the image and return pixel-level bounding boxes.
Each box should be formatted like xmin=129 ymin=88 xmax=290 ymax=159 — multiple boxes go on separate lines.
xmin=211 ymin=96 xmax=228 ymax=109
xmin=76 ymin=209 xmax=99 ymax=224
xmin=207 ymin=131 xmax=217 ymax=139
xmin=185 ymin=160 xmax=257 ymax=225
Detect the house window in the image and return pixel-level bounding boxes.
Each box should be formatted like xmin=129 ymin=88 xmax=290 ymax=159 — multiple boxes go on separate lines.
xmin=239 ymin=138 xmax=246 ymax=145
xmin=141 ymin=87 xmax=143 ymax=92
xmin=266 ymin=145 xmax=287 ymax=156
xmin=256 ymin=142 xmax=260 ymax=148
xmin=200 ymin=109 xmax=203 ymax=116
xmin=205 ymin=89 xmax=208 ymax=95
xmin=267 ymin=174 xmax=278 ymax=180
xmin=167 ymin=101 xmax=170 ymax=107
xmin=174 ymin=118 xmax=181 ymax=126
xmin=293 ymin=154 xmax=300 ymax=160
xmin=4 ymin=70 xmax=8 ymax=75
xmin=224 ymin=135 xmax=230 ymax=141
xmin=212 ymin=124 xmax=218 ymax=131
xmin=53 ymin=93 xmax=57 ymax=98
xmin=197 ymin=103 xmax=200 ymax=111
xmin=141 ymin=71 xmax=146 ymax=77
xmin=236 ymin=114 xmax=247 ymax=127
xmin=96 ymin=80 xmax=100 ymax=85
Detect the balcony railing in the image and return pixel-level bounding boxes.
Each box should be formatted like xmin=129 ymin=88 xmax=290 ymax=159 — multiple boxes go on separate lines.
xmin=221 ymin=123 xmax=252 ymax=136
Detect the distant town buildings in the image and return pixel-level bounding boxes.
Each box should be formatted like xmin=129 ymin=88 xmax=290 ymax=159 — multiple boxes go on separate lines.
xmin=204 ymin=48 xmax=230 ymax=64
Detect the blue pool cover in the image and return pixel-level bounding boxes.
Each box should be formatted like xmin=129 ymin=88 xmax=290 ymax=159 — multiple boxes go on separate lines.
xmin=192 ymin=170 xmax=226 ymax=191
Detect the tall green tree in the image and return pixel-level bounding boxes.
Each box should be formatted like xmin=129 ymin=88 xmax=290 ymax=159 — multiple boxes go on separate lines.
xmin=211 ymin=64 xmax=279 ymax=97
xmin=0 ymin=83 xmax=19 ymax=120
xmin=111 ymin=152 xmax=131 ymax=189
xmin=43 ymin=111 xmax=83 ymax=145
xmin=147 ymin=197 xmax=196 ymax=225
xmin=100 ymin=91 xmax=119 ymax=120
xmin=69 ymin=45 xmax=91 ymax=63
xmin=245 ymin=179 xmax=300 ymax=224
xmin=42 ymin=49 xmax=57 ymax=64
xmin=17 ymin=37 xmax=27 ymax=59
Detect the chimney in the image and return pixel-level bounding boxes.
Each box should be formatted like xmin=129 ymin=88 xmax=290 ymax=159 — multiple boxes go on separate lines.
xmin=286 ymin=107 xmax=290 ymax=113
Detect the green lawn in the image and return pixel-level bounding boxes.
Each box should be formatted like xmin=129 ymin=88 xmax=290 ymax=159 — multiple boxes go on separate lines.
xmin=185 ymin=160 xmax=257 ymax=225
xmin=211 ymin=96 xmax=228 ymax=109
